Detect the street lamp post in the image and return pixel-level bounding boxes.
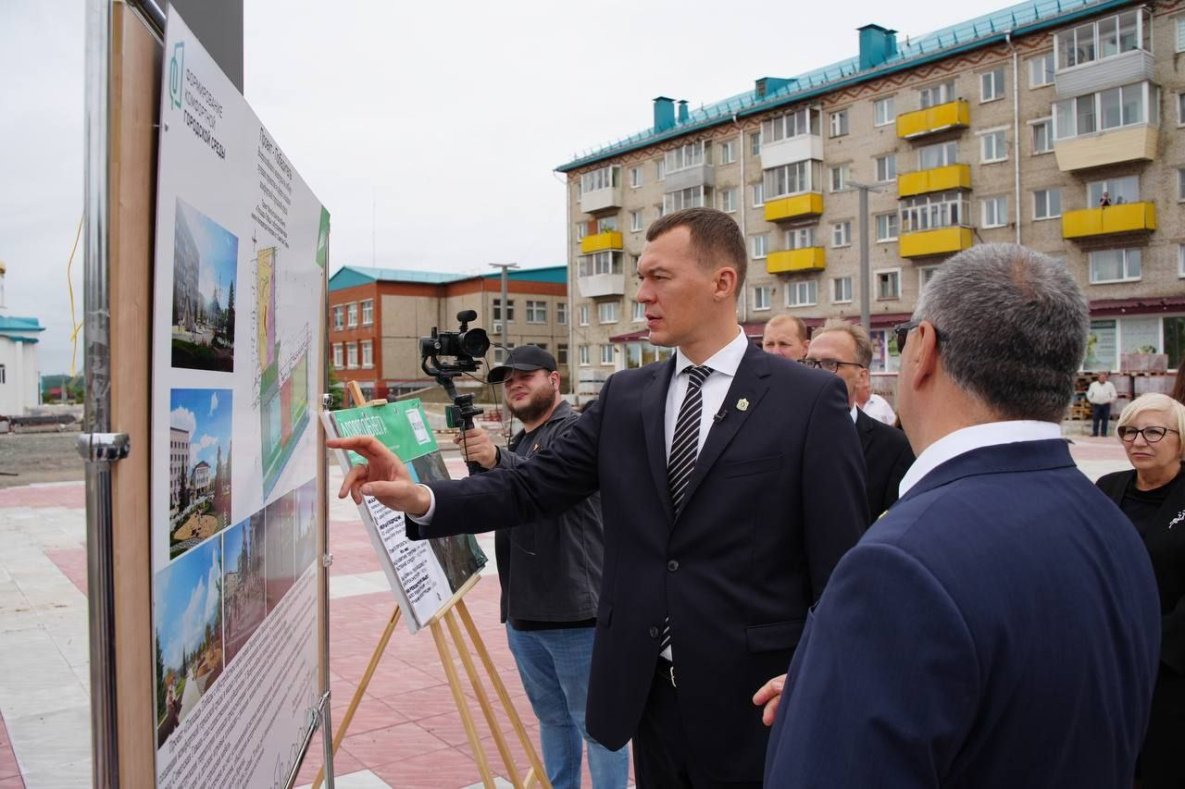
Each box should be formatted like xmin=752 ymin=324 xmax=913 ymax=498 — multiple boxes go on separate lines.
xmin=847 ymin=181 xmax=884 ymax=334
xmin=488 ymin=263 xmax=519 ymax=359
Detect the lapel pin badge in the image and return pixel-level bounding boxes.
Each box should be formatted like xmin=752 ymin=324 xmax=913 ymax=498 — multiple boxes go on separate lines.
xmin=736 ymin=398 xmax=749 ymax=412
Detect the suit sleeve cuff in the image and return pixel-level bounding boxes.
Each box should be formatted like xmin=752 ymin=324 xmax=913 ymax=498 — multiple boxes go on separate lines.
xmin=407 ymin=484 xmax=436 ymax=525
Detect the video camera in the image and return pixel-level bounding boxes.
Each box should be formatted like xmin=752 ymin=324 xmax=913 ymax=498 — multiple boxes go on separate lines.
xmin=419 ymin=310 xmax=490 ymax=379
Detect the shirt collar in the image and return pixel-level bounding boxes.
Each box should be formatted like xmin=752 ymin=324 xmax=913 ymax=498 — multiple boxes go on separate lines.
xmin=673 ymin=327 xmax=749 ymax=379
xmin=898 ymin=420 xmax=1063 ymax=497
xmin=850 ymin=405 xmax=859 ymax=423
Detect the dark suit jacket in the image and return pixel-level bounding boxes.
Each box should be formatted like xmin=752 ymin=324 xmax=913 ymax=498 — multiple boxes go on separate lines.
xmin=411 ymin=342 xmax=867 ymax=782
xmin=766 ymin=439 xmax=1161 ymax=787
xmin=1097 ymin=469 xmax=1185 ymax=674
xmin=856 ymin=408 xmax=914 ymax=522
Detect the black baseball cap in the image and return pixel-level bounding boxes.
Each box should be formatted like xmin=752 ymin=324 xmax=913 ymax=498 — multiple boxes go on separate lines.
xmin=486 ymin=345 xmax=557 ymax=384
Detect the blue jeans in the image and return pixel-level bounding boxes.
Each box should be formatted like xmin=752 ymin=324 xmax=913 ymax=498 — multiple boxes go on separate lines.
xmin=505 ymin=624 xmax=629 ymax=789
xmin=1092 ymin=403 xmax=1112 ymax=436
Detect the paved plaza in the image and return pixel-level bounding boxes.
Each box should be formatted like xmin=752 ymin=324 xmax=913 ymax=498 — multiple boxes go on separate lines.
xmin=0 ymin=434 xmax=1131 ymax=788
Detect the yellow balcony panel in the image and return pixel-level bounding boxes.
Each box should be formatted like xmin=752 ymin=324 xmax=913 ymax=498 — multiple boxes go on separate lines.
xmin=896 ymin=100 xmax=970 ymax=140
xmin=899 ymin=227 xmax=973 ymax=259
xmin=580 ymin=231 xmax=623 ymax=254
xmin=1062 ymin=202 xmax=1156 ymax=240
xmin=764 ymin=193 xmax=824 ymax=223
xmin=1054 ymin=126 xmax=1158 ymax=172
xmin=897 ymin=164 xmax=972 ymax=198
xmin=767 ymin=247 xmax=826 ymax=274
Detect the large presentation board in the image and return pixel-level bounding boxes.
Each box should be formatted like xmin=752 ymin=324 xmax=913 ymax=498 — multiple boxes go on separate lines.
xmin=148 ymin=9 xmax=328 ymax=786
xmin=323 ymin=401 xmax=487 ymax=633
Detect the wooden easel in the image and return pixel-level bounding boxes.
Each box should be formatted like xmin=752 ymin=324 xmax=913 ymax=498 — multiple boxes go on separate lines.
xmin=314 ymin=382 xmax=550 ymax=789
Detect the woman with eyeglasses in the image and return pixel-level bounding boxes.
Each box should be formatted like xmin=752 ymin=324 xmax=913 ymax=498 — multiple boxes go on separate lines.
xmin=1096 ymin=392 xmax=1185 ymax=789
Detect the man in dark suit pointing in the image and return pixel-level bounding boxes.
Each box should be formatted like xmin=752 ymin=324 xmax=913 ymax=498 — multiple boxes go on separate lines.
xmin=329 ymin=207 xmax=867 ymax=787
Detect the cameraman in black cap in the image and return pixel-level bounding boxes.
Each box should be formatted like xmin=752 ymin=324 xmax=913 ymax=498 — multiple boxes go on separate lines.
xmin=457 ymin=345 xmax=627 ymax=788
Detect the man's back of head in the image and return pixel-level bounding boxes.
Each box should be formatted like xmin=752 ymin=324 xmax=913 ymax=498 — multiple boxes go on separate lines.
xmin=897 ymin=243 xmax=1088 ymax=453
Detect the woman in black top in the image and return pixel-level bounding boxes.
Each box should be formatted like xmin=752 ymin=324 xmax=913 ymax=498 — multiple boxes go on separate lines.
xmin=1097 ymin=393 xmax=1185 ymax=789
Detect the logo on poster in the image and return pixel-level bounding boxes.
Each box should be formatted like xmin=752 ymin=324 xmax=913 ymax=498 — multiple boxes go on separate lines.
xmin=169 ymin=41 xmax=185 ymax=110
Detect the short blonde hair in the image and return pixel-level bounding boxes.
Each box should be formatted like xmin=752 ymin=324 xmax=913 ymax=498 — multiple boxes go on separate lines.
xmin=814 ymin=319 xmax=873 ymax=368
xmin=1117 ymin=393 xmax=1185 ymax=458
xmin=764 ymin=314 xmax=809 ymax=343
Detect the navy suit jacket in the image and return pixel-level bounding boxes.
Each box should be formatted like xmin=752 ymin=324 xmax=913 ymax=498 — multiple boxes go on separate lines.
xmin=411 ymin=342 xmax=867 ymax=782
xmin=765 ymin=438 xmax=1161 ymax=788
xmin=856 ymin=408 xmax=914 ymax=523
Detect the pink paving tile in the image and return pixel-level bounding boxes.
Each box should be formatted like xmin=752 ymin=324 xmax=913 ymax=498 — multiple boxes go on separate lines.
xmin=381 ymin=684 xmax=469 ymax=722
xmin=0 ymin=482 xmax=84 ymax=509
xmin=45 ymin=547 xmax=88 ymax=595
xmin=340 ymin=721 xmax=451 ymax=768
xmin=371 ymin=748 xmax=485 ymax=789
xmin=0 ymin=711 xmax=20 ymax=783
xmin=0 ymin=777 xmax=25 ymax=789
xmin=355 ymin=664 xmax=444 ymax=699
xmin=293 ymin=732 xmax=366 ymax=787
xmin=330 ymin=696 xmax=408 ymax=738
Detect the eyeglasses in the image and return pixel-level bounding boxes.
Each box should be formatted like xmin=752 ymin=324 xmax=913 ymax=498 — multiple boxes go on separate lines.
xmin=893 ymin=320 xmax=942 ymax=353
xmin=1117 ymin=426 xmax=1180 ymax=444
xmin=799 ymin=358 xmax=866 ymax=373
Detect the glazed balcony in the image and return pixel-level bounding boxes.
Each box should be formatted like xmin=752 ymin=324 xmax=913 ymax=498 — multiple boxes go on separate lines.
xmin=764 ymin=193 xmax=824 ymax=223
xmin=767 ymin=247 xmax=826 ymax=274
xmin=1062 ymin=202 xmax=1156 ymax=240
xmin=896 ymin=100 xmax=970 ymax=140
xmin=899 ymin=227 xmax=973 ymax=259
xmin=897 ymin=164 xmax=971 ymax=198
xmin=580 ymin=231 xmax=623 ymax=255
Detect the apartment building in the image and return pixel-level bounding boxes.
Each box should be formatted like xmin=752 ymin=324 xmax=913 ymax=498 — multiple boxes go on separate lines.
xmin=328 ymin=265 xmax=569 ymax=398
xmin=557 ymin=0 xmax=1185 ymax=394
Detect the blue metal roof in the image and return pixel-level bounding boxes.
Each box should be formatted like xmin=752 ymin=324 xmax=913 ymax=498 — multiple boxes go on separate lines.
xmin=0 ymin=316 xmax=44 ymax=332
xmin=557 ymin=0 xmax=1127 ymax=171
xmin=330 ymin=265 xmax=568 ymax=293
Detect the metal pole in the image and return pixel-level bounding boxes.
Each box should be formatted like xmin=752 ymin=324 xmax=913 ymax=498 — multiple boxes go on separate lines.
xmin=858 ymin=185 xmax=871 ymax=333
xmin=488 ymin=263 xmax=519 ymax=356
xmin=79 ymin=2 xmax=126 ymax=787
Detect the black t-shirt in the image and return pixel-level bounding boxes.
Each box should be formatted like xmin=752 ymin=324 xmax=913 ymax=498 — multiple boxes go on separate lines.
xmin=1120 ymin=473 xmax=1177 ymax=538
xmin=505 ymin=424 xmax=595 ymax=632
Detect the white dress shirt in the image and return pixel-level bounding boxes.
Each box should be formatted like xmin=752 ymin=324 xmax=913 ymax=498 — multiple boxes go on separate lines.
xmin=898 ymin=420 xmax=1063 ymax=498
xmin=862 ymin=393 xmax=896 ymax=425
xmin=664 ymin=328 xmax=752 ymax=461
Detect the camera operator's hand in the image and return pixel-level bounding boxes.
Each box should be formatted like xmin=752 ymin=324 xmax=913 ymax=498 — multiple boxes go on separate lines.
xmin=453 ymin=428 xmax=497 ymax=470
xmin=327 ymin=435 xmax=431 ymax=517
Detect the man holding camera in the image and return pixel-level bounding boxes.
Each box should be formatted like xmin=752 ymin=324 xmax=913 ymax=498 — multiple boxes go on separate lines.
xmin=453 ymin=345 xmax=627 ymax=789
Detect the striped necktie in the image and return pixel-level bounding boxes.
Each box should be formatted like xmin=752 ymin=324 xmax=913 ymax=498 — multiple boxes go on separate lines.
xmin=661 ymin=364 xmax=712 ymax=659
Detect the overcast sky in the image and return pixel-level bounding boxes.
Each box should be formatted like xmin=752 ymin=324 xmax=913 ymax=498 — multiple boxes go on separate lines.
xmin=3 ymin=0 xmax=1011 ymax=375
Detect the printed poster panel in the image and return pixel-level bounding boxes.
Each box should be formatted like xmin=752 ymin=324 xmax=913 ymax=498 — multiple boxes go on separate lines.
xmin=1085 ymin=320 xmax=1118 ymax=371
xmin=322 ymin=401 xmax=487 ymax=633
xmin=149 ymin=9 xmax=327 ymax=787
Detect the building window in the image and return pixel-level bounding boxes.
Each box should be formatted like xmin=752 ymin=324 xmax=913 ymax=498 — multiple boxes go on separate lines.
xmin=597 ymin=217 xmax=618 ymax=233
xmin=1033 ymin=188 xmax=1062 ymax=220
xmin=575 ymin=223 xmax=587 ymax=242
xmin=333 ymin=306 xmax=344 ymax=331
xmin=361 ymin=299 xmax=374 ymax=326
xmin=786 ymin=280 xmax=817 ymax=307
xmin=901 ymin=190 xmax=971 ymax=232
xmin=752 ymin=285 xmax=771 ymax=311
xmin=1054 ymin=82 xmax=1159 ymax=140
xmin=752 ymin=234 xmax=770 ymax=259
xmin=981 ymin=196 xmax=1009 ymax=228
xmin=874 ymin=97 xmax=896 ymax=126
xmin=1089 ymin=249 xmax=1142 ymax=283
xmin=1056 ymin=9 xmax=1152 ymax=70
xmin=829 ymin=109 xmax=849 ymax=137
xmin=765 ymin=160 xmax=821 ymax=199
xmin=578 ymin=251 xmax=622 ymax=277
xmin=785 ymin=227 xmax=816 ymax=250
xmin=832 ymin=221 xmax=851 ymax=248
xmin=632 ymin=301 xmax=645 ymax=322
xmin=600 ymin=344 xmax=615 ymax=365
xmin=919 ymin=266 xmax=941 ymax=292
xmin=1178 ymin=168 xmax=1185 ymax=201
xmin=752 ymin=182 xmax=764 ymax=207
xmin=556 ymin=344 xmax=569 ymax=365
xmin=980 ymin=67 xmax=1005 ymax=102
xmin=580 ymin=166 xmax=620 ymax=194
xmin=493 ymin=298 xmax=515 ymax=322
xmin=630 ymin=210 xmax=643 ymax=232
xmin=1178 ymin=17 xmax=1185 ymax=52
xmin=579 ymin=304 xmax=589 ymax=326
xmin=719 ymin=139 xmax=737 ymax=164
xmin=597 ymin=301 xmax=620 ymax=324
xmin=833 ymin=276 xmax=853 ymax=304
xmin=579 ymin=345 xmax=590 ymax=366
xmin=763 ymin=108 xmax=821 ymax=142
xmin=630 ymin=166 xmax=642 ymax=188
xmin=665 ymin=141 xmax=710 ymax=174
xmin=526 ymin=300 xmax=547 ymax=324
xmin=1179 ymin=245 xmax=1185 ymax=278
xmin=719 ymin=188 xmax=737 ymax=213
xmin=655 ymin=159 xmax=665 ymax=181
xmin=750 ymin=131 xmax=762 ymax=156
xmin=1178 ymin=93 xmax=1185 ymax=125
xmin=1031 ymin=118 xmax=1054 ymax=154
xmin=557 ymin=302 xmax=567 ymax=325
xmin=1029 ymin=53 xmax=1055 ymax=87
xmin=875 ymin=154 xmax=896 ymax=182
xmin=919 ymin=80 xmax=955 ymax=109
xmin=918 ymin=141 xmax=958 ymax=170
xmin=361 ymin=340 xmax=373 ymax=368
xmin=332 ymin=344 xmax=343 ymax=369
xmin=347 ymin=303 xmax=358 ymax=328
xmin=347 ymin=343 xmax=358 ymax=369
xmin=663 ymin=185 xmax=706 ymax=214
xmin=829 ymin=164 xmax=849 ymax=193
xmin=875 ymin=212 xmax=899 ymax=241
xmin=980 ymin=129 xmax=1008 ymax=163
xmin=876 ymin=270 xmax=902 ymax=300
xmin=1088 ymin=175 xmax=1139 ymax=206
